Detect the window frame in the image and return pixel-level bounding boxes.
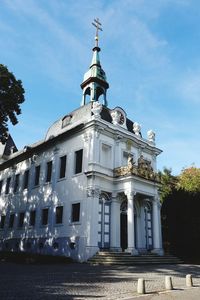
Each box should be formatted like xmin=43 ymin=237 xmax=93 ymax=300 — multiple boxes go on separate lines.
xmin=71 ymin=202 xmax=81 ymax=223
xmin=74 ymin=149 xmax=83 ymax=175
xmin=0 ymin=215 xmax=6 ymax=229
xmin=46 ymin=161 xmax=53 ymax=183
xmin=55 ymin=206 xmax=64 ymax=225
xmin=41 ymin=208 xmax=49 ymax=226
xmin=14 ymin=174 xmax=20 ymax=193
xmin=29 ymin=210 xmax=36 ymax=227
xmin=59 ymin=155 xmax=67 ymax=179
xmin=23 ymin=170 xmax=29 ymax=190
xmin=5 ymin=177 xmax=11 ymax=194
xmin=34 ymin=165 xmax=41 ymax=186
xmin=18 ymin=212 xmax=25 ymax=228
xmin=9 ymin=213 xmax=15 ymax=228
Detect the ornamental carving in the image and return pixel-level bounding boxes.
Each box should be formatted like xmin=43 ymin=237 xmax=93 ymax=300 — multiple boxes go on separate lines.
xmin=87 ymin=187 xmax=100 ymax=198
xmin=114 ymin=154 xmax=160 ymax=183
xmin=91 ymin=101 xmax=102 ymax=118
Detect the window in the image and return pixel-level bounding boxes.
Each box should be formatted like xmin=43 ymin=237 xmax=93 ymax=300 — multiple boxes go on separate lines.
xmin=23 ymin=170 xmax=29 ymax=189
xmin=29 ymin=210 xmax=36 ymax=226
xmin=101 ymin=144 xmax=112 ymax=168
xmin=71 ymin=203 xmax=80 ymax=222
xmin=59 ymin=155 xmax=67 ymax=178
xmin=18 ymin=212 xmax=25 ymax=228
xmin=5 ymin=177 xmax=11 ymax=194
xmin=0 ymin=215 xmax=6 ymax=229
xmin=55 ymin=206 xmax=63 ymax=224
xmin=41 ymin=208 xmax=49 ymax=225
xmin=0 ymin=180 xmax=3 ymax=194
xmin=9 ymin=214 xmax=15 ymax=228
xmin=46 ymin=161 xmax=52 ymax=182
xmin=34 ymin=165 xmax=40 ymax=186
xmin=14 ymin=174 xmax=20 ymax=193
xmin=75 ymin=149 xmax=83 ymax=174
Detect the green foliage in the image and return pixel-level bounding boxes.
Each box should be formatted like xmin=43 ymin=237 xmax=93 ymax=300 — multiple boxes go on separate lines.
xmin=177 ymin=167 xmax=200 ymax=193
xmin=158 ymin=167 xmax=177 ymax=202
xmin=0 ymin=64 xmax=25 ymax=143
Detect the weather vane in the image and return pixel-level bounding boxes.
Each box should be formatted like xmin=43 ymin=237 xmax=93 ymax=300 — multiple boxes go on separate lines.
xmin=92 ymin=18 xmax=102 ymax=47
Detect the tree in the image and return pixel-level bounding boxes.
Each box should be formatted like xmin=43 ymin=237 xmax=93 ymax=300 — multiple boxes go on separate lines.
xmin=177 ymin=166 xmax=200 ymax=193
xmin=158 ymin=167 xmax=177 ymax=202
xmin=0 ymin=64 xmax=25 ymax=143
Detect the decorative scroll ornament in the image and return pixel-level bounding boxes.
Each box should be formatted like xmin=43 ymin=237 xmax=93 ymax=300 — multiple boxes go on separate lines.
xmin=91 ymin=101 xmax=102 ymax=118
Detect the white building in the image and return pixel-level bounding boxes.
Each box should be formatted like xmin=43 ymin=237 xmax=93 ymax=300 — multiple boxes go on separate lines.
xmin=0 ymin=30 xmax=163 ymax=262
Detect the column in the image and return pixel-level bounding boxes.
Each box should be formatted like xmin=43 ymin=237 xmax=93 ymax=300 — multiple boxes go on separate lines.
xmin=125 ymin=190 xmax=138 ymax=255
xmin=152 ymin=197 xmax=164 ymax=255
xmin=110 ymin=194 xmax=121 ymax=250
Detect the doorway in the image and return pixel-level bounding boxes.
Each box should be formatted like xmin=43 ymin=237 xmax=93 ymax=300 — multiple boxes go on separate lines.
xmin=120 ymin=200 xmax=128 ymax=251
xmin=144 ymin=202 xmax=153 ymax=250
xmin=98 ymin=194 xmax=111 ymax=249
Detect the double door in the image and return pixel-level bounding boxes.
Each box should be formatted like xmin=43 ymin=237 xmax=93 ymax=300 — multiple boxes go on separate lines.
xmin=98 ymin=197 xmax=111 ymax=249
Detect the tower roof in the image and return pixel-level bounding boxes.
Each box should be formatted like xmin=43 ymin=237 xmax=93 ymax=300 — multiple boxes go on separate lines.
xmin=81 ymin=18 xmax=109 ymax=106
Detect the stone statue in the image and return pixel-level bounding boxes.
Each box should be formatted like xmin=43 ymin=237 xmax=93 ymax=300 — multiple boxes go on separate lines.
xmin=133 ymin=122 xmax=141 ymax=136
xmin=91 ymin=101 xmax=102 ymax=118
xmin=127 ymin=154 xmax=134 ymax=170
xmin=111 ymin=110 xmax=120 ymax=125
xmin=147 ymin=130 xmax=155 ymax=143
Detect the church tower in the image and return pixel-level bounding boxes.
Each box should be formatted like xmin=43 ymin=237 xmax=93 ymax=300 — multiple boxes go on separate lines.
xmin=81 ymin=18 xmax=109 ymax=106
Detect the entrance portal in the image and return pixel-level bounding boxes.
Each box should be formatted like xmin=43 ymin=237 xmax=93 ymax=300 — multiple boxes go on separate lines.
xmin=98 ymin=194 xmax=111 ymax=249
xmin=120 ymin=200 xmax=127 ymax=251
xmin=144 ymin=201 xmax=153 ymax=250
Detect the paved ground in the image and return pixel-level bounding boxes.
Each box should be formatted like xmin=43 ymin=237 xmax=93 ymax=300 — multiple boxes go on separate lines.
xmin=0 ymin=261 xmax=200 ymax=299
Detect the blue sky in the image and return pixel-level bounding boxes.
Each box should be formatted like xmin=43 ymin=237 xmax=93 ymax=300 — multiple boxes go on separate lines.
xmin=1 ymin=0 xmax=200 ymax=175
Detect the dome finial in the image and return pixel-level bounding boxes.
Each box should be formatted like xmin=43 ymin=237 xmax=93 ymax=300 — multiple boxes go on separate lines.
xmin=92 ymin=18 xmax=102 ymax=48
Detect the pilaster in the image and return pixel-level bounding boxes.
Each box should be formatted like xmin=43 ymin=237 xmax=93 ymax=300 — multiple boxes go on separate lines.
xmin=151 ymin=196 xmax=164 ymax=255
xmin=110 ymin=193 xmax=121 ymax=250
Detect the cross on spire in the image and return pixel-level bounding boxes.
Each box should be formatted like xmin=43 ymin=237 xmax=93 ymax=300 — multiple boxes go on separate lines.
xmin=92 ymin=18 xmax=102 ymax=47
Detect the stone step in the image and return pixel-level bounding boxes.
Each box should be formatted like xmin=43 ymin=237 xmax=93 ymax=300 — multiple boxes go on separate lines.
xmin=88 ymin=251 xmax=183 ymax=265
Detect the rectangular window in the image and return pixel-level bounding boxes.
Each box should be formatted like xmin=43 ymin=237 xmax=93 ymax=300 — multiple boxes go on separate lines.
xmin=42 ymin=208 xmax=49 ymax=225
xmin=75 ymin=149 xmax=83 ymax=174
xmin=71 ymin=203 xmax=80 ymax=222
xmin=5 ymin=177 xmax=11 ymax=194
xmin=9 ymin=213 xmax=15 ymax=228
xmin=14 ymin=174 xmax=20 ymax=193
xmin=29 ymin=210 xmax=36 ymax=226
xmin=56 ymin=206 xmax=63 ymax=224
xmin=46 ymin=161 xmax=52 ymax=182
xmin=59 ymin=155 xmax=67 ymax=178
xmin=23 ymin=170 xmax=29 ymax=189
xmin=34 ymin=165 xmax=40 ymax=186
xmin=0 ymin=180 xmax=3 ymax=194
xmin=0 ymin=215 xmax=6 ymax=229
xmin=18 ymin=212 xmax=25 ymax=228
xmin=101 ymin=144 xmax=112 ymax=168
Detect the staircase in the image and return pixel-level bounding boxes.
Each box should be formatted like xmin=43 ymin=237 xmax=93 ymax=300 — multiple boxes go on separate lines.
xmin=88 ymin=251 xmax=183 ymax=265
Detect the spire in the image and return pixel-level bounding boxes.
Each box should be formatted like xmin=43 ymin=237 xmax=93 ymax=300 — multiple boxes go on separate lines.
xmin=81 ymin=18 xmax=109 ymax=107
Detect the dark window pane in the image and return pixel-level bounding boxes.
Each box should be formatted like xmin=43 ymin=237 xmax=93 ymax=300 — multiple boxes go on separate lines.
xmin=75 ymin=149 xmax=83 ymax=174
xmin=56 ymin=206 xmax=63 ymax=224
xmin=0 ymin=215 xmax=5 ymax=229
xmin=72 ymin=203 xmax=80 ymax=222
xmin=5 ymin=177 xmax=11 ymax=194
xmin=23 ymin=170 xmax=29 ymax=189
xmin=34 ymin=165 xmax=40 ymax=186
xmin=18 ymin=212 xmax=25 ymax=227
xmin=59 ymin=156 xmax=66 ymax=178
xmin=46 ymin=161 xmax=52 ymax=182
xmin=14 ymin=174 xmax=20 ymax=193
xmin=0 ymin=180 xmax=3 ymax=194
xmin=29 ymin=210 xmax=36 ymax=226
xmin=9 ymin=214 xmax=15 ymax=228
xmin=42 ymin=208 xmax=48 ymax=225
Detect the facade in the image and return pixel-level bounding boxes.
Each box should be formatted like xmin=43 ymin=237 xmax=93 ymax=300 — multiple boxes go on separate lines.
xmin=0 ymin=31 xmax=163 ymax=262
